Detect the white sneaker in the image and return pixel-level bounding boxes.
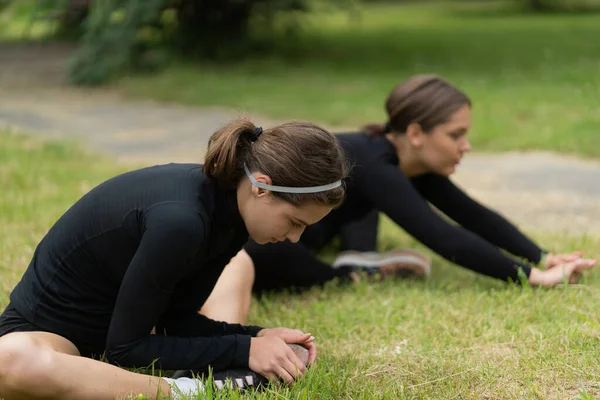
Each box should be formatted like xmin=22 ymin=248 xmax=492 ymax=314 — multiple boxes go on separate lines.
xmin=332 ymin=249 xmax=431 ymax=279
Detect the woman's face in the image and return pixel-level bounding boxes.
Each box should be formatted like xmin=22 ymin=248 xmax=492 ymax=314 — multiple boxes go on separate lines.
xmin=238 ymin=179 xmax=333 ymax=245
xmin=417 ymin=104 xmax=473 ymax=176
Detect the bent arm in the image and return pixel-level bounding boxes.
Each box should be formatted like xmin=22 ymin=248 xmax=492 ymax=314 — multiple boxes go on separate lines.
xmin=105 ymin=205 xmax=255 ymax=371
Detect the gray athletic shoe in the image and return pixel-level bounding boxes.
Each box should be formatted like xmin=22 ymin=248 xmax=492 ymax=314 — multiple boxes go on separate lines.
xmin=332 ymin=249 xmax=431 ymax=280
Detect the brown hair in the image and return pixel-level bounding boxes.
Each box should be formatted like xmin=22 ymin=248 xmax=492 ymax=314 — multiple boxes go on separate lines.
xmin=362 ymin=74 xmax=471 ymax=136
xmin=204 ymin=119 xmax=350 ymax=206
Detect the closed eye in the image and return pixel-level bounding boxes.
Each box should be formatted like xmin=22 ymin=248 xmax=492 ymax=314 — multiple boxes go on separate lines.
xmin=291 ymin=221 xmax=303 ymax=229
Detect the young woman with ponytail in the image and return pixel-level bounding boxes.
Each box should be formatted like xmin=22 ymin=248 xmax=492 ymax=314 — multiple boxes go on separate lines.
xmin=0 ymin=119 xmax=349 ymax=399
xmin=200 ymin=75 xmax=597 ymax=327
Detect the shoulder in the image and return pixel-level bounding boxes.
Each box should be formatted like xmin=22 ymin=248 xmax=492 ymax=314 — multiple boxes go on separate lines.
xmin=110 ymin=163 xmax=203 ymax=180
xmin=335 ymin=131 xmax=368 ymax=152
xmin=336 ymin=132 xmax=397 ymax=165
xmin=145 ymin=202 xmax=208 ymax=238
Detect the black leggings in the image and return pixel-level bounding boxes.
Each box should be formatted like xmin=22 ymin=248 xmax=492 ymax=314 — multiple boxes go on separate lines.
xmin=248 ymin=209 xmax=379 ymax=294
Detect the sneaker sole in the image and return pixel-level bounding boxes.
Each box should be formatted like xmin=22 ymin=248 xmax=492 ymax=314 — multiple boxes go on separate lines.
xmin=170 ymin=368 xmax=269 ymax=391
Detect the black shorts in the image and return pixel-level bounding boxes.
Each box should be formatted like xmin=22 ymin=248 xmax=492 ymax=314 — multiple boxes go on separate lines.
xmin=0 ymin=303 xmax=101 ymax=358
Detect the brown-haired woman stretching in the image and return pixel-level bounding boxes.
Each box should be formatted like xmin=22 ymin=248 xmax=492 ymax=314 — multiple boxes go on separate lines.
xmin=0 ymin=120 xmax=349 ymax=399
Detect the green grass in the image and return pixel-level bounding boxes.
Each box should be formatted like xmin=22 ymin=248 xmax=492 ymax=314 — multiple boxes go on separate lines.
xmin=112 ymin=1 xmax=600 ymax=159
xmin=3 ymin=132 xmax=600 ymax=399
xmin=0 ymin=131 xmax=129 ymax=301
xmin=1 ymin=2 xmax=600 ymax=397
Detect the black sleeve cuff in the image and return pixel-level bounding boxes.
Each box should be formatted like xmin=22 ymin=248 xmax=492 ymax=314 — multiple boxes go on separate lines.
xmin=510 ymin=263 xmax=532 ymax=284
xmin=534 ymin=249 xmax=549 ymax=265
xmin=232 ymin=334 xmax=252 ymax=368
xmin=246 ymin=325 xmax=263 ymax=337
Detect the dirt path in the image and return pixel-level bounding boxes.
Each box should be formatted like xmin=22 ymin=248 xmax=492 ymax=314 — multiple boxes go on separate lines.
xmin=1 ymin=42 xmax=599 ymax=235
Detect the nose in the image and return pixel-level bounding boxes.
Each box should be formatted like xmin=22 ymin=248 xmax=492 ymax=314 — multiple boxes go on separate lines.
xmin=286 ymin=227 xmax=305 ymax=243
xmin=461 ymin=138 xmax=472 ymax=153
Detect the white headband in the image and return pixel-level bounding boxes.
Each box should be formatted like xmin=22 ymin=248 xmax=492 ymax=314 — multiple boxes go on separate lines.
xmin=244 ymin=164 xmax=342 ymax=194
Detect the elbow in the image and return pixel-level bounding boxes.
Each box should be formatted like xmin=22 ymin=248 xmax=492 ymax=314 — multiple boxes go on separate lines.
xmin=105 ymin=344 xmax=130 ymax=366
xmin=105 ymin=341 xmax=141 ymax=368
xmin=105 ymin=339 xmax=160 ymax=369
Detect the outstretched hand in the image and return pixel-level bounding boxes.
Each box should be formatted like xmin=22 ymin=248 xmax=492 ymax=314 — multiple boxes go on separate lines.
xmin=529 ymin=258 xmax=597 ymax=287
xmin=543 ymin=251 xmax=584 ymax=269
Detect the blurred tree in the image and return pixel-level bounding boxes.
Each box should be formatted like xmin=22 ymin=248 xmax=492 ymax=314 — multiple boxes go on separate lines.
xmin=46 ymin=0 xmax=355 ymax=85
xmin=67 ymin=0 xmax=166 ymax=86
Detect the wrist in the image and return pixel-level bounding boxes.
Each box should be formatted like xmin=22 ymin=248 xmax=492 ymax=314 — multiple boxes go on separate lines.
xmin=248 ymin=325 xmax=265 ymax=337
xmin=233 ymin=334 xmax=253 ymax=368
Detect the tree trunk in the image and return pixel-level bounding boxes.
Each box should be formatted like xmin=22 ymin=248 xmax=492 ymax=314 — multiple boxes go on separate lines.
xmin=175 ymin=0 xmax=253 ymax=57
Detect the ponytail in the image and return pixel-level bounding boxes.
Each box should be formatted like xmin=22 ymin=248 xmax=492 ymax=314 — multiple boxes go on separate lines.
xmin=361 ymin=122 xmax=389 ymax=136
xmin=204 ymin=119 xmax=349 ymax=207
xmin=204 ymin=119 xmax=256 ymax=187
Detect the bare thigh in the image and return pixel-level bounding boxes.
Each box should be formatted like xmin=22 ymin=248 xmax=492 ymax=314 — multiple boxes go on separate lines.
xmin=0 ymin=331 xmax=170 ymax=400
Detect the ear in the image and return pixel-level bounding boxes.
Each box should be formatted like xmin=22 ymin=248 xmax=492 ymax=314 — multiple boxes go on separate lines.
xmin=406 ymin=122 xmax=425 ymax=148
xmin=250 ymin=173 xmax=273 ymax=198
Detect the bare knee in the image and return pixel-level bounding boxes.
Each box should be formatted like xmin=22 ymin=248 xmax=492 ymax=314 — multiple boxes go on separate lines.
xmin=212 ymin=250 xmax=255 ymax=294
xmin=228 ymin=249 xmax=256 ymax=291
xmin=0 ymin=333 xmax=62 ymax=396
xmin=200 ymin=250 xmax=256 ymax=324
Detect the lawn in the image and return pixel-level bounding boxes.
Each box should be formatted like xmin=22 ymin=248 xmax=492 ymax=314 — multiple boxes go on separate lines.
xmin=2 ymin=130 xmax=600 ymax=399
xmin=2 ymin=1 xmax=600 ymax=398
xmin=111 ymin=1 xmax=600 ymax=159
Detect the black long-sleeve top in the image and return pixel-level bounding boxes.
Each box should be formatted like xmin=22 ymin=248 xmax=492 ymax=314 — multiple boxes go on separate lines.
xmin=9 ymin=163 xmax=262 ymax=370
xmin=330 ymin=133 xmax=544 ymax=281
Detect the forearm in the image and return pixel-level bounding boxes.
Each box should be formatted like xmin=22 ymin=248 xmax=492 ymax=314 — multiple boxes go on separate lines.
xmin=106 ymin=333 xmax=252 ymax=371
xmin=426 ymin=229 xmax=532 ymax=282
xmin=158 ymin=312 xmax=263 ymax=338
xmin=458 ymin=210 xmax=545 ymax=264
